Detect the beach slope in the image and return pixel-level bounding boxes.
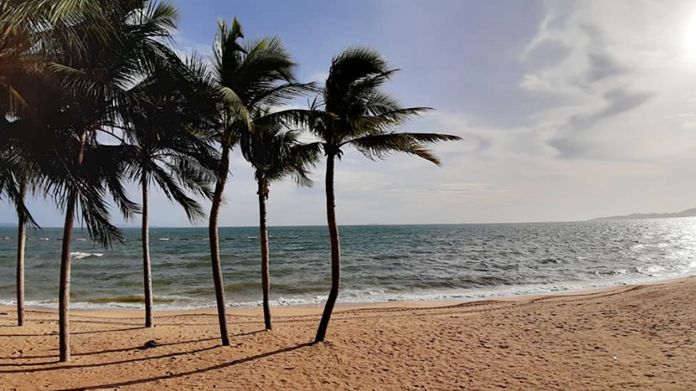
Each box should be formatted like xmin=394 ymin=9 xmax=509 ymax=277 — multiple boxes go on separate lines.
xmin=1 ymin=278 xmax=695 ymax=390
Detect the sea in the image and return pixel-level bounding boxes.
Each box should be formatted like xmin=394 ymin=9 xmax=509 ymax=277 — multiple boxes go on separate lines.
xmin=0 ymin=219 xmax=695 ymax=310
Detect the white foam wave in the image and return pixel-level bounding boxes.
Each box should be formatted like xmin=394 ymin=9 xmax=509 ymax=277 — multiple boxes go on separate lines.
xmin=4 ymin=271 xmax=692 ymax=311
xmin=70 ymin=252 xmax=104 ymax=260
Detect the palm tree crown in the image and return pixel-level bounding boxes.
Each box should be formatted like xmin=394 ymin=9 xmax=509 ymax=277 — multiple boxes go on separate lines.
xmin=240 ymin=112 xmax=319 ymax=191
xmin=309 ymin=47 xmax=459 ymax=161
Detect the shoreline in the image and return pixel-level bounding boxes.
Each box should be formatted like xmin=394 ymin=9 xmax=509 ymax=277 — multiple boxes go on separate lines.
xmin=2 ymin=273 xmax=692 ymax=316
xmin=2 ymin=274 xmax=692 ymax=317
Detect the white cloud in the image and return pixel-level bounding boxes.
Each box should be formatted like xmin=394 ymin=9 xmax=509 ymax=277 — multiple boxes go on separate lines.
xmin=170 ymin=30 xmax=212 ymax=61
xmin=516 ymin=0 xmax=696 ymax=161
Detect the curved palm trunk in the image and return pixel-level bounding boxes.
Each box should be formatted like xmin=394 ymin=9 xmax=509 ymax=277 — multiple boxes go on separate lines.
xmin=315 ymin=153 xmax=341 ymax=343
xmin=15 ymin=182 xmax=26 ymax=327
xmin=257 ymin=178 xmax=271 ymax=330
xmin=208 ymin=140 xmax=231 ymax=346
xmin=59 ymin=132 xmax=87 ymax=363
xmin=59 ymin=191 xmax=77 ymax=362
xmin=141 ymin=172 xmax=154 ymax=327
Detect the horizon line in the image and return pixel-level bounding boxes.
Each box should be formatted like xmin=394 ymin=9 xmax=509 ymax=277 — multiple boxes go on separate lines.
xmin=0 ymin=219 xmax=593 ymax=229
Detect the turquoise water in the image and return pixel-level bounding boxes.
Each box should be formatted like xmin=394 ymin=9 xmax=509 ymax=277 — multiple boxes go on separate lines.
xmin=1 ymin=219 xmax=696 ymax=309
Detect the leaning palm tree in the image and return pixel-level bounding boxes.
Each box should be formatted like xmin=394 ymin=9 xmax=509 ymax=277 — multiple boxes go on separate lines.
xmin=33 ymin=0 xmax=180 ymax=362
xmin=207 ymin=18 xmax=311 ymax=345
xmin=240 ymin=113 xmax=319 ymax=330
xmin=0 ymin=0 xmax=120 ymax=331
xmin=20 ymin=83 xmax=139 ymax=362
xmin=305 ymin=48 xmax=461 ymax=342
xmin=123 ymin=61 xmax=217 ymax=328
xmin=0 ymin=142 xmax=36 ymax=327
xmin=1 ymin=3 xmax=50 ymax=326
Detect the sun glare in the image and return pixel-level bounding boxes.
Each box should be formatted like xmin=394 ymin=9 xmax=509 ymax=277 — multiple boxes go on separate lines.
xmin=683 ymin=16 xmax=696 ymax=60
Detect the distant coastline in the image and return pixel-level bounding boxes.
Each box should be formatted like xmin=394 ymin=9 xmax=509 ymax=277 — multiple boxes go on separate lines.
xmin=592 ymin=207 xmax=696 ymax=221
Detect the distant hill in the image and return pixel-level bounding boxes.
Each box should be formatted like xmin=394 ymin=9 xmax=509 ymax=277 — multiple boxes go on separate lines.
xmin=592 ymin=208 xmax=696 ymax=221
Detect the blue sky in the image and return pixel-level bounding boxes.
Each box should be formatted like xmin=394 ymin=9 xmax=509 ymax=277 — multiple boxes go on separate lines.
xmin=4 ymin=0 xmax=696 ymax=227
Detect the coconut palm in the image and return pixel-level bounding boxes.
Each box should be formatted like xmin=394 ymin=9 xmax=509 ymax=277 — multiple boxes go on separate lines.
xmin=32 ymin=0 xmax=181 ymax=362
xmin=0 ymin=142 xmax=36 ymax=327
xmin=302 ymin=48 xmax=462 ymax=342
xmin=10 ymin=76 xmax=139 ymax=361
xmin=206 ymin=18 xmax=311 ymax=345
xmin=0 ymin=1 xmax=140 ymax=336
xmin=240 ymin=113 xmax=319 ymax=330
xmin=123 ymin=61 xmax=217 ymax=328
xmin=1 ymin=3 xmax=52 ymax=326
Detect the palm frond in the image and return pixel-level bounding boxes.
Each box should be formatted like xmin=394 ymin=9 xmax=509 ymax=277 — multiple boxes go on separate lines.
xmin=347 ymin=132 xmax=462 ymax=165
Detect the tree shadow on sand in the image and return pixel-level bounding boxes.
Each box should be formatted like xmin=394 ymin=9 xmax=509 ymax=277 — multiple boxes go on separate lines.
xmin=55 ymin=342 xmax=314 ymax=391
xmin=0 ymin=336 xmax=226 ymax=361
xmin=0 ymin=326 xmax=144 ymax=338
xmin=0 ymin=345 xmax=221 ymax=373
xmin=0 ymin=330 xmax=266 ymax=363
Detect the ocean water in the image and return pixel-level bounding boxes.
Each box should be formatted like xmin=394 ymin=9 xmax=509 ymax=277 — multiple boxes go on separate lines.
xmin=0 ymin=219 xmax=696 ymax=309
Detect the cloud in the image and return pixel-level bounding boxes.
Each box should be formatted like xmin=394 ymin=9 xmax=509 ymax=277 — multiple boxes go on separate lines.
xmin=585 ymin=52 xmax=627 ymax=83
xmin=516 ymin=0 xmax=696 ymax=161
xmin=549 ymin=88 xmax=655 ymax=158
xmin=170 ymin=30 xmax=212 ymax=61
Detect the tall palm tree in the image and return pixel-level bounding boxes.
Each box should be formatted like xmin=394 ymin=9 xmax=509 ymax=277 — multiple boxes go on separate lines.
xmin=240 ymin=114 xmax=319 ymax=330
xmin=304 ymin=48 xmax=461 ymax=342
xmin=207 ymin=18 xmax=311 ymax=345
xmin=123 ymin=61 xmax=217 ymax=328
xmin=0 ymin=143 xmax=36 ymax=327
xmin=0 ymin=0 xmax=120 ymax=331
xmin=34 ymin=0 xmax=181 ymax=362
xmin=1 ymin=2 xmax=51 ymax=326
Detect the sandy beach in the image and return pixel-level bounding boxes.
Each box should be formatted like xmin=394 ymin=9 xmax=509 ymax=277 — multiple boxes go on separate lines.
xmin=0 ymin=277 xmax=694 ymax=390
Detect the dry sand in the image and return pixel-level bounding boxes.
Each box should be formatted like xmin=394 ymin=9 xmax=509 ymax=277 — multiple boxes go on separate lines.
xmin=1 ymin=277 xmax=695 ymax=390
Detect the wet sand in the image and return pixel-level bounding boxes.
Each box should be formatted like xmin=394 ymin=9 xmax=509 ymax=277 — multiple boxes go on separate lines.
xmin=1 ymin=277 xmax=695 ymax=390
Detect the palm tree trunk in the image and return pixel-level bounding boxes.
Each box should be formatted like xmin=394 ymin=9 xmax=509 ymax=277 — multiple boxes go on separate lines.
xmin=208 ymin=141 xmax=231 ymax=346
xmin=141 ymin=172 xmax=154 ymax=328
xmin=59 ymin=191 xmax=76 ymax=362
xmin=315 ymin=153 xmax=341 ymax=343
xmin=15 ymin=182 xmax=26 ymax=327
xmin=257 ymin=178 xmax=271 ymax=330
xmin=59 ymin=132 xmax=87 ymax=363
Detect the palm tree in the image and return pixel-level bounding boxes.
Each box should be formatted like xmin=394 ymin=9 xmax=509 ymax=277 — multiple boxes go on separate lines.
xmin=206 ymin=18 xmax=311 ymax=345
xmin=0 ymin=2 xmax=49 ymax=326
xmin=0 ymin=144 xmax=36 ymax=327
xmin=0 ymin=0 xmax=126 ymax=332
xmin=123 ymin=61 xmax=217 ymax=328
xmin=33 ymin=0 xmax=181 ymax=362
xmin=15 ymin=80 xmax=139 ymax=361
xmin=304 ymin=48 xmax=461 ymax=342
xmin=240 ymin=114 xmax=319 ymax=330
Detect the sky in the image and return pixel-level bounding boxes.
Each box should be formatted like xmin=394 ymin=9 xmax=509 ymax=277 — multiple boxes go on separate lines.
xmin=4 ymin=0 xmax=696 ymax=227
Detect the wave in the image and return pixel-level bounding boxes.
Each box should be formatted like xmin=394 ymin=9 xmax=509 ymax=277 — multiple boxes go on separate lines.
xmin=7 ymin=271 xmax=692 ymax=312
xmin=91 ymin=295 xmax=144 ymax=304
xmin=70 ymin=252 xmax=104 ymax=260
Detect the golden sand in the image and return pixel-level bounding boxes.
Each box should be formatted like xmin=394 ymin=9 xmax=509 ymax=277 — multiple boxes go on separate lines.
xmin=1 ymin=277 xmax=695 ymax=390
